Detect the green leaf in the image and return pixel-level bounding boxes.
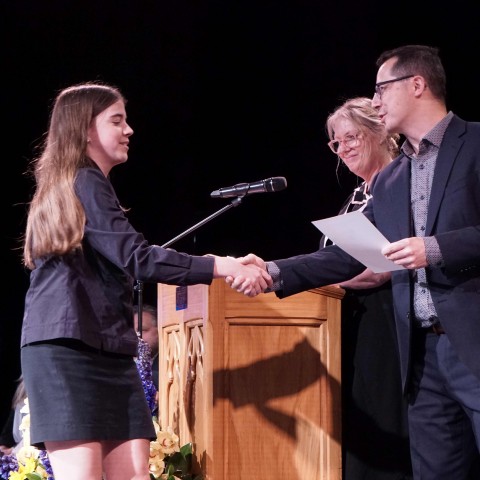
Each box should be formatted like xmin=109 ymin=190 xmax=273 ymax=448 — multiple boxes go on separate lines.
xmin=165 ymin=451 xmax=189 ymax=474
xmin=25 ymin=474 xmax=43 ymax=480
xmin=179 ymin=442 xmax=193 ymax=457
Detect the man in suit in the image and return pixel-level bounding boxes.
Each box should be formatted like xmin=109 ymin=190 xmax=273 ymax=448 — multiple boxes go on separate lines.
xmin=231 ymin=45 xmax=480 ymax=479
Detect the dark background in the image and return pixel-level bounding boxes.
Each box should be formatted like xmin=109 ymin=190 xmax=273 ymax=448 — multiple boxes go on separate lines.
xmin=2 ymin=1 xmax=479 ymax=427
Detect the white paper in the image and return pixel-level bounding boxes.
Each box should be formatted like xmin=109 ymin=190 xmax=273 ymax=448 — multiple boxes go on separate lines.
xmin=312 ymin=210 xmax=404 ymax=273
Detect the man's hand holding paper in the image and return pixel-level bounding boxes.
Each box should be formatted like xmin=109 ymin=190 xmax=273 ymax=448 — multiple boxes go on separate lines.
xmin=312 ymin=211 xmax=405 ymax=273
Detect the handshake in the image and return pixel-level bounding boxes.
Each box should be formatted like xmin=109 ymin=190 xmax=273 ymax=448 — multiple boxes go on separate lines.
xmin=211 ymin=253 xmax=271 ymax=297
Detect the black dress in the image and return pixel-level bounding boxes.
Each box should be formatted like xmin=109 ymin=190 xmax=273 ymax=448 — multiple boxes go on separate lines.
xmin=322 ymin=183 xmax=412 ymax=480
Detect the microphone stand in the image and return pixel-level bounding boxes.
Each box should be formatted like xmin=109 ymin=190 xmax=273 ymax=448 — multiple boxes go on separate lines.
xmin=134 ymin=279 xmax=143 ymax=337
xmin=135 ymin=195 xmax=244 ymax=331
xmin=160 ymin=196 xmax=243 ymax=248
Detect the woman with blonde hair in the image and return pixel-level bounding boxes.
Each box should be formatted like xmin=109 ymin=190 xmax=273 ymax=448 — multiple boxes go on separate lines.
xmin=324 ymin=97 xmax=412 ymax=479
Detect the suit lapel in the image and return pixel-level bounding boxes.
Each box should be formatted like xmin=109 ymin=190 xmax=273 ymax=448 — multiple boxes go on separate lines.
xmin=426 ymin=117 xmax=465 ymax=235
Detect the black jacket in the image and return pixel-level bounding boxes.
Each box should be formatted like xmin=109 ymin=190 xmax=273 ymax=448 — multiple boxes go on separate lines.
xmin=21 ymin=167 xmax=214 ymax=356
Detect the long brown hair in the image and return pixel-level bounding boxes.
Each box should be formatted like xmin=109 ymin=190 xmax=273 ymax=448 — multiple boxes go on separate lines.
xmin=23 ymin=82 xmax=125 ymax=269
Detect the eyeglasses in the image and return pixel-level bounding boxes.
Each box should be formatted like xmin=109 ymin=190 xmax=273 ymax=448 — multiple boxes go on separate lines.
xmin=328 ymin=132 xmax=362 ymax=153
xmin=374 ymin=74 xmax=414 ymax=99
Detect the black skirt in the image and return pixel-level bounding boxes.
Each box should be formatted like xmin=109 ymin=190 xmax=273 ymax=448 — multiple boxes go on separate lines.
xmin=21 ymin=339 xmax=156 ymax=450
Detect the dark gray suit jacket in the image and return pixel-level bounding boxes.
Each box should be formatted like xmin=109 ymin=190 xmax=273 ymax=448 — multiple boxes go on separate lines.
xmin=274 ymin=115 xmax=480 ymax=391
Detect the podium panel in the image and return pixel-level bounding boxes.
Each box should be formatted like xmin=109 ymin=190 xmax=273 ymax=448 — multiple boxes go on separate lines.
xmin=157 ymin=279 xmax=343 ymax=479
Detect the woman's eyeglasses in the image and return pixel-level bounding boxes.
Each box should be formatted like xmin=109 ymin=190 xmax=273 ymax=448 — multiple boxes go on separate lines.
xmin=328 ymin=133 xmax=362 ymax=153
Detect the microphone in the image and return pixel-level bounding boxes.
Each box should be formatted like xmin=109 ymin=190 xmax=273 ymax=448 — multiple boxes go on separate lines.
xmin=210 ymin=176 xmax=287 ymax=198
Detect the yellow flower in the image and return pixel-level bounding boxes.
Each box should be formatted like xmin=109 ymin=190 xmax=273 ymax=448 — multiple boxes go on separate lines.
xmin=155 ymin=426 xmax=180 ymax=455
xmin=10 ymin=445 xmax=48 ymax=479
xmin=8 ymin=471 xmax=24 ymax=480
xmin=149 ymin=442 xmax=166 ymax=476
xmin=22 ymin=457 xmax=37 ymax=472
xmin=148 ymin=420 xmax=182 ymax=476
xmin=8 ymin=455 xmax=37 ymax=479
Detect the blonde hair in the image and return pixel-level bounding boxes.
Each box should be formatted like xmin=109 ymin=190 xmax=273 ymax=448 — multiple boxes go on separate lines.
xmin=326 ymin=97 xmax=399 ymax=162
xmin=23 ymin=82 xmax=125 ymax=269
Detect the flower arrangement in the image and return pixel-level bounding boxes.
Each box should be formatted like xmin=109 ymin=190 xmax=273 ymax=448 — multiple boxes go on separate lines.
xmin=0 ymin=338 xmax=202 ymax=480
xmin=149 ymin=420 xmax=202 ymax=480
xmin=0 ymin=399 xmax=53 ymax=480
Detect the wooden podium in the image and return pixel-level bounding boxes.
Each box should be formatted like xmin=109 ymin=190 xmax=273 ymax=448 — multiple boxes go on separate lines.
xmin=157 ymin=279 xmax=343 ymax=479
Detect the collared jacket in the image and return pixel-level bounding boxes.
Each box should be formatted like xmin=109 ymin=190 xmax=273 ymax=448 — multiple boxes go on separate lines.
xmin=21 ymin=167 xmax=214 ymax=356
xmin=273 ymin=115 xmax=480 ymax=391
